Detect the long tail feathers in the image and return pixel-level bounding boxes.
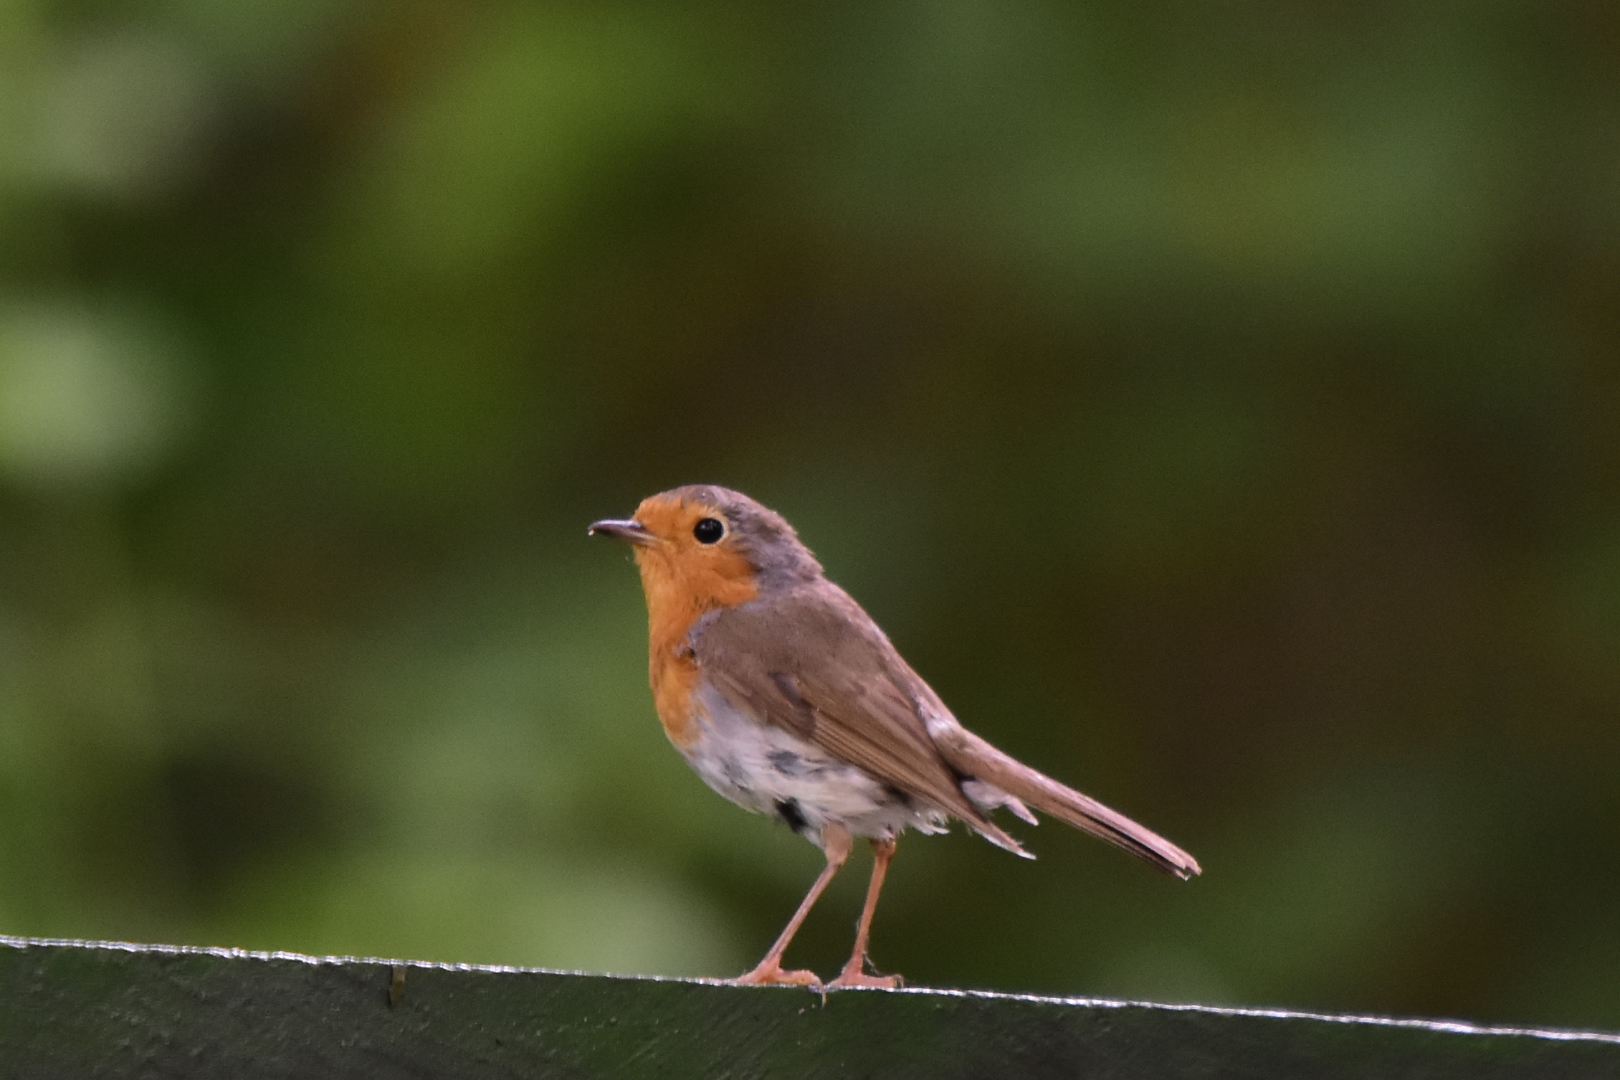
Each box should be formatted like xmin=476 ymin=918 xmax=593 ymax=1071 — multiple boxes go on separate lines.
xmin=936 ymin=726 xmax=1201 ymax=880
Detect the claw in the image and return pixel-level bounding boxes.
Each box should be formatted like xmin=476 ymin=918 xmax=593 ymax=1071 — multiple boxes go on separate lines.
xmin=828 ymin=955 xmax=902 ymax=991
xmin=729 ymin=962 xmax=823 ymax=991
xmin=828 ymin=969 xmax=902 ymax=990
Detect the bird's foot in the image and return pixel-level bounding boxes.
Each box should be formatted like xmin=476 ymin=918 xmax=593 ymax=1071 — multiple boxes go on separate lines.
xmin=728 ymin=961 xmax=823 ymax=990
xmin=828 ymin=959 xmax=902 ymax=990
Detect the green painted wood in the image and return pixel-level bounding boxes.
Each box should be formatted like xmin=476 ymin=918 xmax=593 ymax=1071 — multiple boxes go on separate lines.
xmin=3 ymin=936 xmax=1617 ymax=1079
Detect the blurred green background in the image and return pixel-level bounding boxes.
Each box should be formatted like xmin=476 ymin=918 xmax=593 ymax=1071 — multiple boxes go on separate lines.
xmin=2 ymin=0 xmax=1618 ymax=1031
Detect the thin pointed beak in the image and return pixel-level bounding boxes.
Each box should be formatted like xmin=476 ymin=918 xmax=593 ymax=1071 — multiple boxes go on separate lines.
xmin=588 ymin=518 xmax=656 ymax=546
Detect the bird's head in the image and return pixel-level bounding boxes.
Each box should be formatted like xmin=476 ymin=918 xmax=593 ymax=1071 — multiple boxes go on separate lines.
xmin=590 ymin=485 xmax=823 ymax=615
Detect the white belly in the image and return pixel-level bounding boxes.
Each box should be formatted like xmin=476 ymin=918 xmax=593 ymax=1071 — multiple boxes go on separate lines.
xmin=678 ymin=680 xmax=949 ymax=849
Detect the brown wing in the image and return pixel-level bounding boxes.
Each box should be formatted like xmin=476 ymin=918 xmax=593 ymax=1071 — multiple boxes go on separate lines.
xmin=697 ymin=582 xmax=1201 ymax=879
xmin=693 ymin=582 xmax=1028 ymax=855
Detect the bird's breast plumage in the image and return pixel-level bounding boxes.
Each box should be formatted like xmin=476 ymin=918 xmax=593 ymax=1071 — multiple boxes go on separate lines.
xmin=678 ymin=674 xmax=950 ymax=848
xmin=649 ymin=646 xmax=703 ymax=750
xmin=634 ymin=536 xmax=758 ymax=751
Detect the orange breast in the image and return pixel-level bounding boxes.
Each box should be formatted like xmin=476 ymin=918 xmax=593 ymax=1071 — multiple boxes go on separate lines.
xmin=634 ymin=539 xmax=758 ymax=751
xmin=650 ymin=648 xmax=703 ymax=749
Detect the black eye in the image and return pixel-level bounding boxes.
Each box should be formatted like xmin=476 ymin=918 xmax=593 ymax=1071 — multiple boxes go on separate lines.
xmin=693 ymin=517 xmax=725 ymax=544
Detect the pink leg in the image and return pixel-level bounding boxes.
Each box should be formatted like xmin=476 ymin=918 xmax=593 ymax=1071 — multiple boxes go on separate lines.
xmin=829 ymin=835 xmax=902 ymax=990
xmin=730 ymin=823 xmax=853 ymax=989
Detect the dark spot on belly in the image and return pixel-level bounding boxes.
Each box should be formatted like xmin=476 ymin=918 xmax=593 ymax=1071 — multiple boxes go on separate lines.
xmin=768 ymin=750 xmax=803 ymax=777
xmin=722 ymin=757 xmax=752 ymax=792
xmin=886 ymin=785 xmax=912 ymax=807
xmin=775 ymin=798 xmax=808 ymax=834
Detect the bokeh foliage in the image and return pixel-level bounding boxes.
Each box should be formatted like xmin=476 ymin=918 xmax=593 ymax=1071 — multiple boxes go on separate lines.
xmin=2 ymin=0 xmax=1619 ymax=1030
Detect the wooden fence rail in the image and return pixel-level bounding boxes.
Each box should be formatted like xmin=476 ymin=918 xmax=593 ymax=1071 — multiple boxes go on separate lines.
xmin=3 ymin=935 xmax=1617 ymax=1078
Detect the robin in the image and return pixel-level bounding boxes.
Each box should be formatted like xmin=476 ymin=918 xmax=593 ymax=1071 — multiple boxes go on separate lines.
xmin=590 ymin=485 xmax=1199 ymax=990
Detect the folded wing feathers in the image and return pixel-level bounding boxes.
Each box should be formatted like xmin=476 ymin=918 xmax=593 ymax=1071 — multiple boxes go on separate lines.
xmin=694 ymin=587 xmax=1195 ymax=876
xmin=933 ymin=724 xmax=1201 ymax=880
